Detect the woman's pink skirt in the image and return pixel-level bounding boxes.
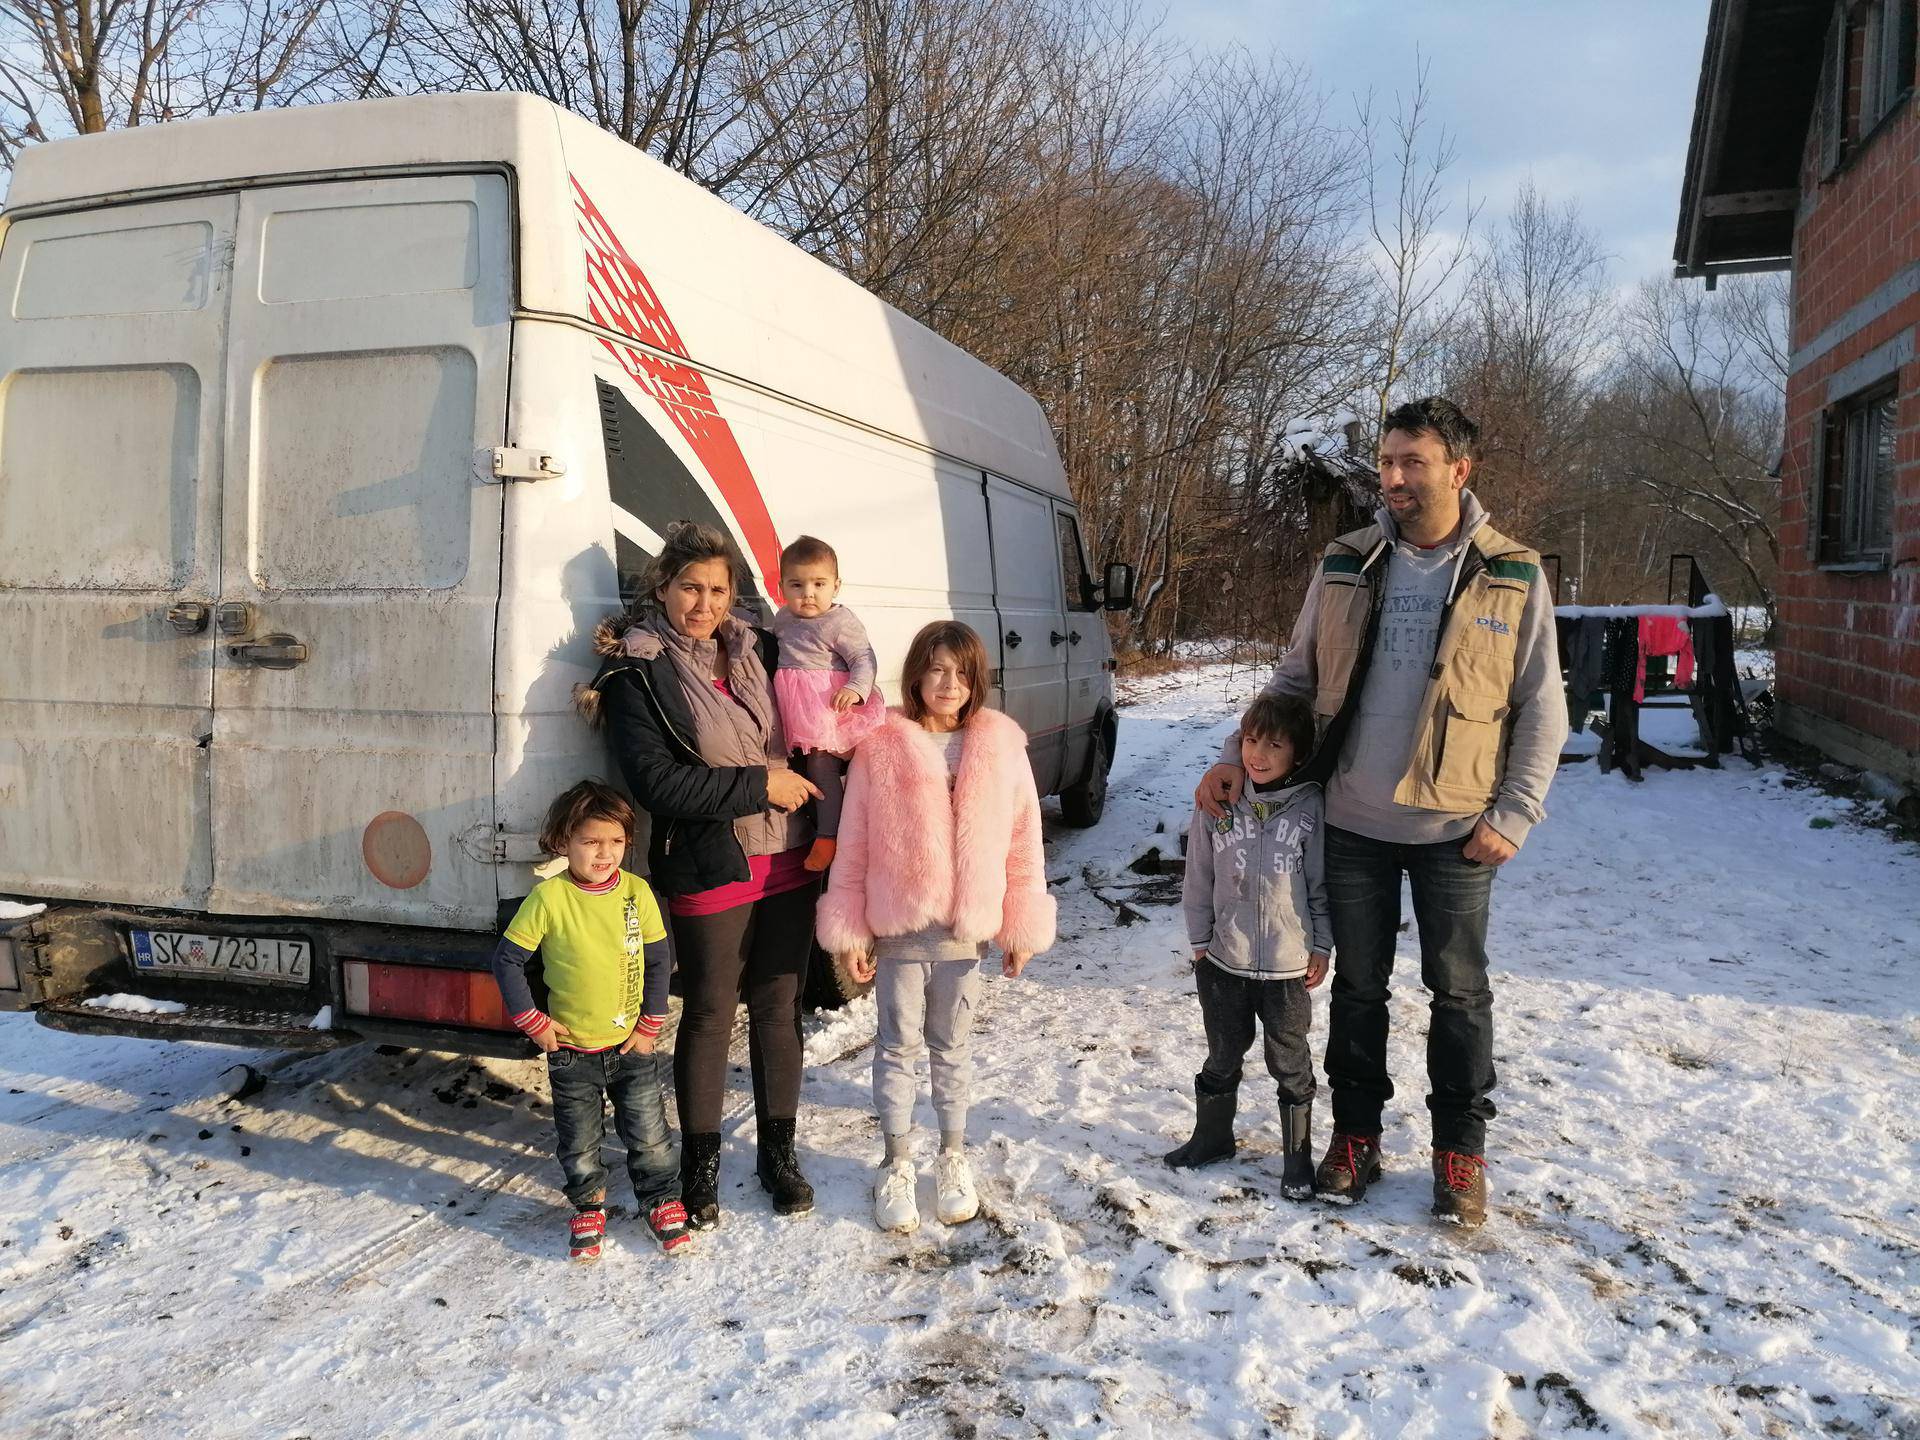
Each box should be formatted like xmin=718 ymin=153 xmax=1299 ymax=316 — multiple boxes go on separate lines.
xmin=775 ymin=667 xmax=889 ymax=753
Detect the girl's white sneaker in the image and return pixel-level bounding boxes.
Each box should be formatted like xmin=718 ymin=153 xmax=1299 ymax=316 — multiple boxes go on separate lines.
xmin=873 ymin=1159 xmax=920 ymax=1233
xmin=934 ymin=1149 xmax=979 ymax=1225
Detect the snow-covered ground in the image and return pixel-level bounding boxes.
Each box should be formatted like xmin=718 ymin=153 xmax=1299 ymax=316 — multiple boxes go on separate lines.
xmin=2 ymin=666 xmax=1916 ymax=1438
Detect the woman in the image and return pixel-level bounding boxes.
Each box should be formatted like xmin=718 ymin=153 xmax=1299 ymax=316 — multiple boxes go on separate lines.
xmin=582 ymin=523 xmax=823 ymax=1230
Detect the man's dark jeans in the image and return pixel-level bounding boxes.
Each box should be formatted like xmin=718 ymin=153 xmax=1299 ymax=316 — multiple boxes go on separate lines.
xmin=547 ymin=1045 xmax=679 ymax=1212
xmin=1323 ymin=824 xmax=1497 ymax=1153
xmin=1194 ymin=960 xmax=1315 ymax=1108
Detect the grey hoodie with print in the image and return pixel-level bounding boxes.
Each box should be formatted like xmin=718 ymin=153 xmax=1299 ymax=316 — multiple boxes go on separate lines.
xmin=1183 ymin=781 xmax=1332 ymax=981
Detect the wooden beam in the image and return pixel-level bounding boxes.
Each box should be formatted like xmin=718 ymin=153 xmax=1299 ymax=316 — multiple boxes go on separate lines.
xmin=1701 ymin=188 xmax=1799 ymax=216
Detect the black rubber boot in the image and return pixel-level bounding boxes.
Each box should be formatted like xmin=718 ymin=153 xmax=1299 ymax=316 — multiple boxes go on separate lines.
xmin=756 ymin=1118 xmax=815 ymax=1216
xmin=681 ymin=1132 xmax=722 ymax=1230
xmin=1164 ymin=1078 xmax=1237 ymax=1168
xmin=1279 ymin=1102 xmax=1314 ymax=1200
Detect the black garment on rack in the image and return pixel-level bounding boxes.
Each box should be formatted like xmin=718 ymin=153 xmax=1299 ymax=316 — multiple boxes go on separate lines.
xmin=1561 ymin=616 xmax=1608 ymax=732
xmin=1600 ymin=618 xmax=1640 ymax=778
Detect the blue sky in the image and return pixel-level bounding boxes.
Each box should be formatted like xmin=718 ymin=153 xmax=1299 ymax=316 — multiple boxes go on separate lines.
xmin=1168 ymin=0 xmax=1709 ymax=285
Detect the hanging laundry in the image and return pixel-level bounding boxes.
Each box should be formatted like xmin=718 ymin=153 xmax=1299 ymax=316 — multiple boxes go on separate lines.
xmin=1635 ymin=614 xmax=1695 ymax=703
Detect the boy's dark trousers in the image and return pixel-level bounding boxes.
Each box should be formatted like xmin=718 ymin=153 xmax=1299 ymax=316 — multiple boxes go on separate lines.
xmin=547 ymin=1046 xmax=679 ymax=1211
xmin=1194 ymin=960 xmax=1315 ymax=1105
xmin=1322 ymin=824 xmax=1498 ymax=1153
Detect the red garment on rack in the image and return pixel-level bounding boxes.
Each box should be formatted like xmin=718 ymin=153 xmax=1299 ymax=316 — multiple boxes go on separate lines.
xmin=1635 ymin=614 xmax=1695 ymax=703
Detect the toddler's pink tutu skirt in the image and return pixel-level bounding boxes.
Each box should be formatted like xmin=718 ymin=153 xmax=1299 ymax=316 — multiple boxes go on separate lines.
xmin=775 ymin=667 xmax=889 ymax=753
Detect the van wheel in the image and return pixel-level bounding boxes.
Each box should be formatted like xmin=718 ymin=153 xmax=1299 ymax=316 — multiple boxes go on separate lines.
xmin=1059 ymin=729 xmax=1109 ymax=828
xmin=802 ymin=942 xmax=872 ymax=1011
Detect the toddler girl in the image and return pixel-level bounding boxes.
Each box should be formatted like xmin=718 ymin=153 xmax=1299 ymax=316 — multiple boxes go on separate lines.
xmin=768 ymin=534 xmax=889 ymax=870
xmin=491 ymin=781 xmax=687 ymax=1260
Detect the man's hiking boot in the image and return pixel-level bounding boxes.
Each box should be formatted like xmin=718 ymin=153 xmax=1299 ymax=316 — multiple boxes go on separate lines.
xmin=756 ymin=1118 xmax=815 ymax=1216
xmin=681 ymin=1132 xmax=722 ymax=1230
xmin=1314 ymin=1132 xmax=1382 ymax=1205
xmin=1164 ymin=1078 xmax=1237 ymax=1168
xmin=1431 ymin=1149 xmax=1488 ymax=1229
xmin=1279 ymin=1102 xmax=1314 ymax=1200
xmin=568 ymin=1206 xmax=607 ymax=1262
xmin=647 ymin=1199 xmax=693 ymax=1255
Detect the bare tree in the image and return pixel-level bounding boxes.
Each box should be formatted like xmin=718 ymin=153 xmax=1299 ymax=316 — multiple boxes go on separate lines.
xmin=1432 ymin=180 xmax=1612 ymax=534
xmin=1611 ymin=276 xmax=1785 ymax=630
xmin=1357 ymin=53 xmax=1479 ymax=439
xmin=0 ymin=0 xmax=383 ymax=162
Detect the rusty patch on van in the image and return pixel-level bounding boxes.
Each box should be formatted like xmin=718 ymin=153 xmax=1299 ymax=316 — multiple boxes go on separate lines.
xmin=362 ymin=811 xmax=432 ymax=889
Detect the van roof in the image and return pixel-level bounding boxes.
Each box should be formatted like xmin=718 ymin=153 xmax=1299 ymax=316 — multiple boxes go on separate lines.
xmin=6 ymin=94 xmax=1069 ymax=498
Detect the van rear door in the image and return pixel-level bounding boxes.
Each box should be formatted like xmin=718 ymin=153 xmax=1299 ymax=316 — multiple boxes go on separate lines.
xmin=986 ymin=475 xmax=1067 ymax=791
xmin=0 ymin=196 xmax=236 ymax=908
xmin=207 ymin=175 xmax=512 ymax=929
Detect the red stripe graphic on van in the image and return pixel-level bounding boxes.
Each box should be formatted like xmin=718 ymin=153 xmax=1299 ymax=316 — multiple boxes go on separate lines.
xmin=572 ymin=178 xmax=783 ymax=595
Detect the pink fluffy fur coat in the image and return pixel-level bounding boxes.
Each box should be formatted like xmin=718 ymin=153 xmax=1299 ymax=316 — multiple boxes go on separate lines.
xmin=815 ymin=708 xmax=1057 ymax=957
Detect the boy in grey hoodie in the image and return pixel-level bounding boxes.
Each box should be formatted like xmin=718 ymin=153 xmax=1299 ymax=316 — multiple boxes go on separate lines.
xmin=1167 ymin=693 xmax=1330 ymax=1198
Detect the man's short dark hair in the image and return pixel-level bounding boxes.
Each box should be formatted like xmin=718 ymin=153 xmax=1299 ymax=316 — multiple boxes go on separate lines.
xmin=1240 ymin=694 xmax=1316 ymax=764
xmin=1382 ymin=396 xmax=1479 ymax=463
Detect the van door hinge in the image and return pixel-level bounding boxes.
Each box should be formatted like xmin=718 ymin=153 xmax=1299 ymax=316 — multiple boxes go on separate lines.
xmin=457 ymin=825 xmax=548 ymax=864
xmin=480 ymin=447 xmax=567 ymax=483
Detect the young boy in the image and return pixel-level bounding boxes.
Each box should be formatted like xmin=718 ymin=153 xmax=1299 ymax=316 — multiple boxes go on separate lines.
xmin=1167 ymin=694 xmax=1331 ymax=1198
xmin=492 ymin=781 xmax=688 ymax=1259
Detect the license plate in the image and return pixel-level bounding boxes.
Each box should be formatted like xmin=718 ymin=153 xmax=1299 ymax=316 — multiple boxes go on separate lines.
xmin=129 ymin=930 xmax=311 ymax=985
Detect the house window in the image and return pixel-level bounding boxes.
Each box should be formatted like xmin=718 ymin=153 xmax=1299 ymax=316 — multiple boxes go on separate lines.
xmin=1817 ymin=384 xmax=1898 ymax=566
xmin=1867 ymin=0 xmax=1917 ymax=127
xmin=1824 ymin=0 xmax=1916 ymax=173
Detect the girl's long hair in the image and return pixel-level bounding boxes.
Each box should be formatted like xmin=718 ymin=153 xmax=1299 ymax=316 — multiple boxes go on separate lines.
xmin=900 ymin=620 xmax=990 ymax=726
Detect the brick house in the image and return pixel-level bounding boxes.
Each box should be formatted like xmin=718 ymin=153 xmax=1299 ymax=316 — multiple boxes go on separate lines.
xmin=1677 ymin=0 xmax=1920 ymax=786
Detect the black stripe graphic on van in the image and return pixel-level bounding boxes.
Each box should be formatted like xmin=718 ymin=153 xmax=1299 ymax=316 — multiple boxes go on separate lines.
xmin=596 ymin=378 xmax=768 ymax=612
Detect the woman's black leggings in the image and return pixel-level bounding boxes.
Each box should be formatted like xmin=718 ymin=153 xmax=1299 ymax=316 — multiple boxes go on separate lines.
xmin=670 ymin=880 xmax=818 ymax=1135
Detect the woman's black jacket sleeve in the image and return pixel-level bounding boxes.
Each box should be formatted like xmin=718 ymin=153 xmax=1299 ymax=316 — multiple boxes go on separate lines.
xmin=596 ymin=663 xmax=770 ymax=822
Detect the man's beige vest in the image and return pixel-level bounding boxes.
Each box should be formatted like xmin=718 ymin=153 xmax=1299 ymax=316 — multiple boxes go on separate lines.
xmin=1311 ymin=520 xmax=1542 ymax=815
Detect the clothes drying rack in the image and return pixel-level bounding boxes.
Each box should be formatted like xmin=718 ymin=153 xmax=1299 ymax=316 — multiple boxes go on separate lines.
xmin=1545 ymin=554 xmax=1758 ymax=781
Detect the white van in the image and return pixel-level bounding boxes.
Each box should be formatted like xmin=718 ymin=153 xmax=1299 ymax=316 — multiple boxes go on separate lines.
xmin=0 ymin=94 xmax=1130 ymax=1055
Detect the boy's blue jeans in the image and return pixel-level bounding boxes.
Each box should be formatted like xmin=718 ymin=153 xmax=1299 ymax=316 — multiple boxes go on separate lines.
xmin=546 ymin=1046 xmax=679 ymax=1212
xmin=1323 ymin=824 xmax=1498 ymax=1154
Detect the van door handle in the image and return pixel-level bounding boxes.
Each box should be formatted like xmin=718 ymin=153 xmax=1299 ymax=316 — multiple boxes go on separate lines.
xmin=1067 ymin=631 xmax=1082 ymax=645
xmin=229 ymin=635 xmax=309 ymax=670
xmin=1050 ymin=631 xmax=1068 ymax=647
xmin=1005 ymin=631 xmax=1023 ymax=649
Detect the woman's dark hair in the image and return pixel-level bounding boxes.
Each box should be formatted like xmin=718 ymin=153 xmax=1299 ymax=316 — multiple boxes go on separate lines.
xmin=1382 ymin=396 xmax=1479 ymax=463
xmin=779 ymin=534 xmax=838 ymax=578
xmin=538 ymin=779 xmax=636 ymax=856
xmin=1239 ymin=693 xmax=1315 ymax=764
xmin=641 ymin=522 xmax=745 ymax=609
xmin=900 ymin=620 xmax=991 ymax=726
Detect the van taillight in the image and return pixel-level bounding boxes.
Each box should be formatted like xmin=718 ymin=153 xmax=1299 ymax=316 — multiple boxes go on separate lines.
xmin=340 ymin=960 xmax=511 ymax=1030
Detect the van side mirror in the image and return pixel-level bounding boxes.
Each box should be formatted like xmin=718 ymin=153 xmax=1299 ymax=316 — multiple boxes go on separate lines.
xmin=1102 ymin=562 xmax=1135 ymax=613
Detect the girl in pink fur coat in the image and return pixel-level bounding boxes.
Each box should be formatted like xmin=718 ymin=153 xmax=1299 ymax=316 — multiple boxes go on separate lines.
xmin=816 ymin=620 xmax=1056 ymax=1233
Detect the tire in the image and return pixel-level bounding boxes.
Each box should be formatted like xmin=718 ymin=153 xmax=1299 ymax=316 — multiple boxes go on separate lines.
xmin=1059 ymin=726 xmax=1110 ymax=828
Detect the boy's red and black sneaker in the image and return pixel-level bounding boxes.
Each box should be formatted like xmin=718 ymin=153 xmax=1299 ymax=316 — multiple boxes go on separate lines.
xmin=1313 ymin=1132 xmax=1382 ymax=1205
xmin=1430 ymin=1149 xmax=1488 ymax=1229
xmin=568 ymin=1206 xmax=607 ymax=1262
xmin=647 ymin=1199 xmax=694 ymax=1255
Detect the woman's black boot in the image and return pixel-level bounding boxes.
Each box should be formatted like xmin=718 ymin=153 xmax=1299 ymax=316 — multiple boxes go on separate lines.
xmin=681 ymin=1132 xmax=723 ymax=1230
xmin=756 ymin=1118 xmax=815 ymax=1216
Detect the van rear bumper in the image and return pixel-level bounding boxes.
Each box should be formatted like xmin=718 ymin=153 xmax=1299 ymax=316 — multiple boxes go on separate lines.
xmin=35 ymin=998 xmax=360 ymax=1050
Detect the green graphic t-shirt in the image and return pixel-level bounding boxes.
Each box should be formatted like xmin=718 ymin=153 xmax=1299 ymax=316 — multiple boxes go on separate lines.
xmin=502 ymin=872 xmax=667 ymax=1049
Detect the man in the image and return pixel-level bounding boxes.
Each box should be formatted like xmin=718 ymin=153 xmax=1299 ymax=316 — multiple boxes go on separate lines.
xmin=1195 ymin=397 xmax=1566 ymax=1228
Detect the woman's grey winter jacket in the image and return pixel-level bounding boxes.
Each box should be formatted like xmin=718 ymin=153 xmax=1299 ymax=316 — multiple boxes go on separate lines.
xmin=1182 ymin=782 xmax=1331 ymax=980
